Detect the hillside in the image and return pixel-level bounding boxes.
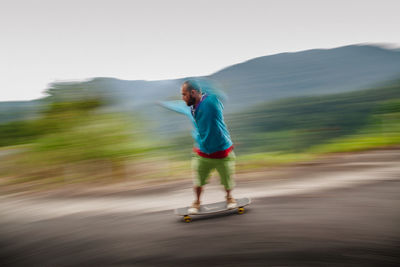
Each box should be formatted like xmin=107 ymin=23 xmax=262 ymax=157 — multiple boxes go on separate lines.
xmin=1 ymin=44 xmax=400 ymax=134
xmin=49 ymin=44 xmax=400 ymax=112
xmin=212 ymin=45 xmax=400 ymax=110
xmin=226 ymin=79 xmax=400 ymax=154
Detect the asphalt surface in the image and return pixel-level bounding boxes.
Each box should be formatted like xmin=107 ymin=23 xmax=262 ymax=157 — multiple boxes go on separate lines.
xmin=1 ymin=149 xmax=400 ymax=266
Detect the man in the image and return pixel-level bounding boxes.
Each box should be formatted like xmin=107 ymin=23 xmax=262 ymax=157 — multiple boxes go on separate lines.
xmin=162 ymin=79 xmax=237 ymax=214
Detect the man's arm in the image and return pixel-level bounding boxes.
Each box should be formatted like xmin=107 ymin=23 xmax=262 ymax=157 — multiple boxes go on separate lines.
xmin=158 ymin=100 xmax=191 ymax=117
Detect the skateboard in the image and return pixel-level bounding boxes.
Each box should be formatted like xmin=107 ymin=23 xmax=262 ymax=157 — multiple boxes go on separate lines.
xmin=175 ymin=197 xmax=251 ymax=223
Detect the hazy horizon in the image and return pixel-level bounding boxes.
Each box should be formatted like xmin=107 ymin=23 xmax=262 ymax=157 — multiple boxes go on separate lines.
xmin=1 ymin=0 xmax=400 ymax=101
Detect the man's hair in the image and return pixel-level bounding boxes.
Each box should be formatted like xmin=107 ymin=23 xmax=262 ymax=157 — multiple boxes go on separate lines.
xmin=183 ymin=80 xmax=202 ymax=93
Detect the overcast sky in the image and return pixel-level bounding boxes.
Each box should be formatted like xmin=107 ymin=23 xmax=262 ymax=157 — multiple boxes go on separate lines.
xmin=1 ymin=0 xmax=399 ymax=101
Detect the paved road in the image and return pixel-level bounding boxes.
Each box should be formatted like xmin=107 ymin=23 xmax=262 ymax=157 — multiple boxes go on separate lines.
xmin=1 ymin=149 xmax=400 ymax=266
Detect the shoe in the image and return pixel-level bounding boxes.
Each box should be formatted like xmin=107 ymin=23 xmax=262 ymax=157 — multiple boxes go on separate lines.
xmin=188 ymin=201 xmax=200 ymax=214
xmin=226 ymin=197 xmax=237 ymax=209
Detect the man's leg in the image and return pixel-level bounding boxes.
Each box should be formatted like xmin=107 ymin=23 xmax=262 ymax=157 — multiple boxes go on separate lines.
xmin=215 ymin=152 xmax=237 ymax=208
xmin=190 ymin=155 xmax=213 ymax=213
xmin=225 ymin=189 xmax=237 ymax=208
xmin=189 ymin=186 xmax=203 ymax=214
xmin=225 ymin=189 xmax=232 ymax=199
xmin=194 ymin=186 xmax=203 ymax=203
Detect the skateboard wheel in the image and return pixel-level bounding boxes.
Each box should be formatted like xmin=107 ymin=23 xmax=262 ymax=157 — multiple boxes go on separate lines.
xmin=184 ymin=216 xmax=192 ymax=223
xmin=237 ymin=207 xmax=245 ymax=214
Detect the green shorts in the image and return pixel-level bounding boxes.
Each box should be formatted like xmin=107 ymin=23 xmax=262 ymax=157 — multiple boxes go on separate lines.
xmin=191 ymin=152 xmax=236 ymax=190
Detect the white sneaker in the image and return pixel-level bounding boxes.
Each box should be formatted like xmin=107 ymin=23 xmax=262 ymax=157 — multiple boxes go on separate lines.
xmin=226 ymin=197 xmax=237 ymax=209
xmin=188 ymin=207 xmax=199 ymax=214
xmin=227 ymin=202 xmax=237 ymax=209
xmin=188 ymin=201 xmax=200 ymax=214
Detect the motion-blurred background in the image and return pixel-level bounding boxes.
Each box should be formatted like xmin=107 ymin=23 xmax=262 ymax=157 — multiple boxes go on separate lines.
xmin=2 ymin=1 xmax=400 ymax=266
xmin=1 ymin=44 xmax=400 ymax=192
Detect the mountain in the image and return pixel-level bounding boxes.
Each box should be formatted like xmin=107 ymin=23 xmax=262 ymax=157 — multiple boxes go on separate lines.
xmin=211 ymin=45 xmax=400 ymax=111
xmin=1 ymin=44 xmax=400 ymax=130
xmin=0 ymin=100 xmax=43 ymax=123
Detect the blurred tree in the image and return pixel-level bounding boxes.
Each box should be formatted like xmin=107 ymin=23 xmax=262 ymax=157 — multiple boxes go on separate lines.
xmin=0 ymin=87 xmax=153 ymax=185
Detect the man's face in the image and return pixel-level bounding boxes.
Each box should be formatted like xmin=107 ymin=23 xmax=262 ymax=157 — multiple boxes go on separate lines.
xmin=181 ymin=85 xmax=196 ymax=106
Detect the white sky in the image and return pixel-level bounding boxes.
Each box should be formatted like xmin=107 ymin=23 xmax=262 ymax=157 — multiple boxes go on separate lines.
xmin=1 ymin=0 xmax=399 ymax=101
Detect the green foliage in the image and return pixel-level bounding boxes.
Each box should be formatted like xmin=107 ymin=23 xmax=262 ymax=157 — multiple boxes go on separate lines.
xmin=310 ymin=102 xmax=400 ymax=153
xmin=0 ymin=98 xmax=104 ymax=147
xmin=237 ymin=152 xmax=315 ymax=170
xmin=0 ymin=120 xmax=41 ymax=146
xmin=228 ymin=80 xmax=400 ymax=154
xmin=28 ymin=96 xmax=151 ymax=164
xmin=2 ymin=76 xmax=400 ymax=189
xmin=32 ymin=112 xmax=148 ymax=164
xmin=0 ymin=91 xmax=156 ymax=187
xmin=373 ymin=99 xmax=400 ymax=114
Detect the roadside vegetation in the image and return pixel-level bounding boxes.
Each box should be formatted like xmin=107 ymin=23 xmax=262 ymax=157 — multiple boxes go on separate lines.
xmin=0 ymin=79 xmax=399 ymax=191
xmin=227 ymin=80 xmax=400 ymax=168
xmin=0 ymin=87 xmax=161 ymax=192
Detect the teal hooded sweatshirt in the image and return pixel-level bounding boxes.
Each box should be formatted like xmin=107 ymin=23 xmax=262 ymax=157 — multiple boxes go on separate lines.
xmin=160 ymin=80 xmax=233 ymax=154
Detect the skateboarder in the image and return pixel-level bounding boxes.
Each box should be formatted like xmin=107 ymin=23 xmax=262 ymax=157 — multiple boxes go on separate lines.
xmin=161 ymin=79 xmax=237 ymax=214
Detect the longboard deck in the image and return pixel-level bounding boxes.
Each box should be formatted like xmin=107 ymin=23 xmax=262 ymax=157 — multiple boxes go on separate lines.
xmin=175 ymin=197 xmax=251 ymax=216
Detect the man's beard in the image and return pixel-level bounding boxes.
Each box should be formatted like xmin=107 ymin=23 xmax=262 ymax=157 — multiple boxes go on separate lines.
xmin=187 ymin=96 xmax=196 ymax=106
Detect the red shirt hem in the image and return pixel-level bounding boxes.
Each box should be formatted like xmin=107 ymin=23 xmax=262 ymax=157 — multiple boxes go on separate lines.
xmin=193 ymin=146 xmax=234 ymax=159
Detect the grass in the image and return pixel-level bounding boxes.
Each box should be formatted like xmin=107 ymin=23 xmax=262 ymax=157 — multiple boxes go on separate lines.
xmin=1 ymin=111 xmax=400 ymax=192
xmin=237 ymin=152 xmax=316 ymax=170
